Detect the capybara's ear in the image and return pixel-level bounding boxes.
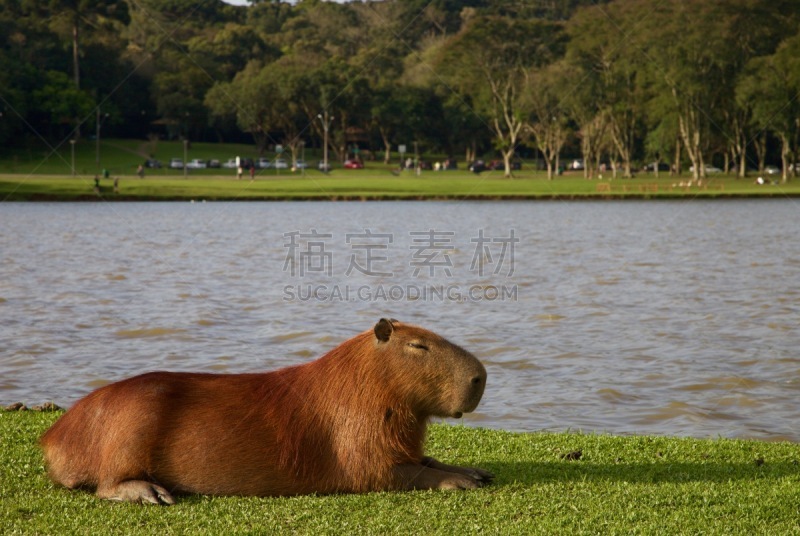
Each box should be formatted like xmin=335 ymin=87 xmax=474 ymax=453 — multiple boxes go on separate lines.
xmin=374 ymin=318 xmax=394 ymax=342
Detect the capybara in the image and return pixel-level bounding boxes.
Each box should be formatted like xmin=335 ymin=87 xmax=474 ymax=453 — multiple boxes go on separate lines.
xmin=40 ymin=318 xmax=492 ymax=504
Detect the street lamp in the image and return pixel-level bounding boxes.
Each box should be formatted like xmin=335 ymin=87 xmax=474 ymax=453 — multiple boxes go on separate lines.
xmin=300 ymin=140 xmax=306 ymax=177
xmin=317 ymin=111 xmax=334 ymax=174
xmin=95 ymin=109 xmax=109 ymax=169
xmin=70 ymin=139 xmax=76 ymax=176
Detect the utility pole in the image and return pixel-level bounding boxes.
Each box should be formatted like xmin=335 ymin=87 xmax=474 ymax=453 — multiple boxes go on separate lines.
xmin=317 ymin=111 xmax=334 ymax=174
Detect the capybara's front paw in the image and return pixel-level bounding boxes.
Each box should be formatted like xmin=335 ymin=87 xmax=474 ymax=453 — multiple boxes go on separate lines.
xmin=99 ymin=480 xmax=176 ymax=505
xmin=438 ymin=473 xmax=484 ymax=490
xmin=465 ymin=466 xmax=495 ymax=484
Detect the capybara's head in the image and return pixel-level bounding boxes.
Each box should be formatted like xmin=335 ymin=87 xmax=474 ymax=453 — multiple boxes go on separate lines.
xmin=372 ymin=318 xmax=487 ymax=419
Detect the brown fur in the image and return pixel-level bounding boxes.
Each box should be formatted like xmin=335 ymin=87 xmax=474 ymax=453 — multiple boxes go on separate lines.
xmin=40 ymin=319 xmax=492 ymax=504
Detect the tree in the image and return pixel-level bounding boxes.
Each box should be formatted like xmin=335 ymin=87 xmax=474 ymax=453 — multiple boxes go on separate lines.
xmin=738 ymin=33 xmax=800 ymax=182
xmin=438 ymin=16 xmax=565 ymax=177
xmin=525 ymin=62 xmax=571 ymax=179
xmin=634 ymin=0 xmax=796 ymax=179
xmin=43 ymin=0 xmax=129 ymax=90
xmin=567 ymin=1 xmax=645 ymax=178
xmin=205 ymin=61 xmax=279 ymax=154
xmin=32 ymin=70 xmax=95 ymax=140
xmin=20 ymin=0 xmax=128 ymax=138
xmin=370 ymin=86 xmax=445 ymax=164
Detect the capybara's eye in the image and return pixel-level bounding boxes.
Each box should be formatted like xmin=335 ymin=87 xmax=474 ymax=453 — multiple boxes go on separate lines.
xmin=407 ymin=342 xmax=429 ymax=351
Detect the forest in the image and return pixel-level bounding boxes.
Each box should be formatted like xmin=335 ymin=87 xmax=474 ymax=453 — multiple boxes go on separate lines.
xmin=1 ymin=0 xmax=799 ymax=180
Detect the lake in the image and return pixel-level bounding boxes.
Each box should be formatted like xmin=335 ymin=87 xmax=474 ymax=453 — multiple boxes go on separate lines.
xmin=1 ymin=200 xmax=798 ymax=441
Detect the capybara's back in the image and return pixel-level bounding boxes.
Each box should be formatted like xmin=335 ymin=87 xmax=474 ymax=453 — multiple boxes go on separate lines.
xmin=41 ymin=318 xmax=492 ymax=504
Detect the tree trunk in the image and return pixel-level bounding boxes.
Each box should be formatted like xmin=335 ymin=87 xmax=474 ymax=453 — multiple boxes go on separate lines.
xmin=672 ymin=137 xmax=681 ymax=176
xmin=530 ymin=120 xmax=564 ymax=181
xmin=792 ymin=118 xmax=799 ymax=179
xmin=754 ymin=131 xmax=767 ymax=173
xmin=678 ymin=113 xmax=703 ymax=179
xmin=378 ymin=126 xmax=392 ymax=164
xmin=465 ymin=142 xmax=476 ymax=165
xmin=72 ymin=19 xmax=80 ymax=89
xmin=780 ymin=132 xmax=790 ymax=184
xmin=582 ymin=135 xmax=592 ymax=179
xmin=739 ymin=149 xmax=747 ymax=179
xmin=72 ymin=18 xmax=81 ymax=138
xmin=609 ymin=114 xmax=634 ymax=178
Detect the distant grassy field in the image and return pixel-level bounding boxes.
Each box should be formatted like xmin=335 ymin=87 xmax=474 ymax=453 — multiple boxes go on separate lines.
xmin=0 ymin=139 xmax=797 ymax=200
xmin=0 ymin=139 xmax=258 ymax=176
xmin=3 ymin=410 xmax=799 ymax=534
xmin=2 ymin=172 xmax=799 ymax=201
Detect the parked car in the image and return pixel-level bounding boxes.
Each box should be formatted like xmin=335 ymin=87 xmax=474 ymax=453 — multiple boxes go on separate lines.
xmin=169 ymin=158 xmax=184 ymax=169
xmin=185 ymin=159 xmax=207 ymax=169
xmin=256 ymin=158 xmax=272 ymax=169
xmin=318 ymin=160 xmax=332 ymax=172
xmin=570 ymin=158 xmax=585 ymax=170
xmin=294 ymin=159 xmax=308 ymax=169
xmin=489 ymin=160 xmax=521 ymax=171
xmin=144 ymin=159 xmax=162 ymax=168
xmin=764 ymin=165 xmax=780 ymax=175
xmin=343 ymin=159 xmax=364 ymax=169
xmin=644 ymin=162 xmax=670 ymax=172
xmin=222 ymin=158 xmax=238 ymax=169
xmin=689 ymin=165 xmax=722 ymax=174
xmin=274 ymin=158 xmax=288 ymax=169
xmin=208 ymin=159 xmax=221 ymax=169
xmin=469 ymin=160 xmax=487 ymax=173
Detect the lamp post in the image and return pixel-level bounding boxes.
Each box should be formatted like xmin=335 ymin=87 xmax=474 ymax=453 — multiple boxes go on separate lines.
xmin=317 ymin=111 xmax=334 ymax=174
xmin=183 ymin=139 xmax=188 ymax=179
xmin=300 ymin=140 xmax=306 ymax=177
xmin=414 ymin=141 xmax=419 ymax=175
xmin=95 ymin=109 xmax=109 ymax=169
xmin=70 ymin=139 xmax=76 ymax=176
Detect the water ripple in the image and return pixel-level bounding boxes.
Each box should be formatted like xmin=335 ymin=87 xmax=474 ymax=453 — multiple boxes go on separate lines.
xmin=1 ymin=200 xmax=799 ymax=442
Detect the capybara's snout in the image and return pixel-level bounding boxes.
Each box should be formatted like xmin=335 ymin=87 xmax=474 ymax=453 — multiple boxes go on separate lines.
xmin=451 ymin=357 xmax=487 ymax=418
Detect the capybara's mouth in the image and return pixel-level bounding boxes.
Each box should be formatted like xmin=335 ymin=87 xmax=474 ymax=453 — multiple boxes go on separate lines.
xmin=452 ymin=411 xmax=463 ymax=419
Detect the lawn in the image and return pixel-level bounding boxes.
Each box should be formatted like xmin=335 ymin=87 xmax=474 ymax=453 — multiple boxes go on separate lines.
xmin=2 ymin=410 xmax=799 ymax=534
xmin=1 ymin=173 xmax=798 ymax=202
xmin=1 ymin=139 xmax=798 ymax=201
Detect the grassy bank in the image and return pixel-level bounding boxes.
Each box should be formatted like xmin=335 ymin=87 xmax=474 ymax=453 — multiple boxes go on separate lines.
xmin=2 ymin=411 xmax=799 ymax=534
xmin=2 ymin=173 xmax=799 ymax=202
xmin=1 ymin=139 xmax=799 ymax=200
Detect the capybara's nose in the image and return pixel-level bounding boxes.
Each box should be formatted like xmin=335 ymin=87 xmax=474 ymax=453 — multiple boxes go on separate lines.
xmin=471 ymin=376 xmax=483 ymax=386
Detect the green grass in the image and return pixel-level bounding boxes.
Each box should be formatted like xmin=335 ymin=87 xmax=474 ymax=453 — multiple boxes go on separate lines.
xmin=3 ymin=411 xmax=799 ymax=534
xmin=1 ymin=138 xmax=798 ymax=200
xmin=0 ymin=139 xmax=260 ymax=176
xmin=2 ymin=173 xmax=799 ymax=202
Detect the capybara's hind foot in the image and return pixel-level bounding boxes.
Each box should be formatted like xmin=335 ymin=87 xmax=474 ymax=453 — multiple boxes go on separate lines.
xmin=97 ymin=480 xmax=175 ymax=505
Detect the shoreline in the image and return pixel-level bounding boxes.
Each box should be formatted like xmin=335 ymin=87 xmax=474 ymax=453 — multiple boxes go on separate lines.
xmin=5 ymin=192 xmax=800 ymax=202
xmin=2 ymin=174 xmax=797 ymax=202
